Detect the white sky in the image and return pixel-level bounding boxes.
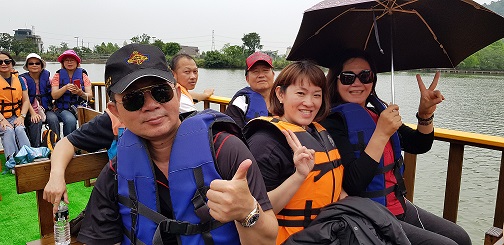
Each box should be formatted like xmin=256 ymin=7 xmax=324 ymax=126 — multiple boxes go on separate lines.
xmin=2 ymin=0 xmax=496 ymax=55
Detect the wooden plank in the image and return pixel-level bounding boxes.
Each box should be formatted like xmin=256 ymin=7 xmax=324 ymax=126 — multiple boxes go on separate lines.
xmin=443 ymin=143 xmax=464 ymax=223
xmin=485 ymin=225 xmax=503 ymax=245
xmin=494 ymin=152 xmax=504 ymax=228
xmin=403 ymin=152 xmax=418 ymax=202
xmin=26 ymin=233 xmax=82 ymax=245
xmin=37 ymin=190 xmax=53 ymax=237
xmin=15 ymin=151 xmax=108 ymax=194
xmin=76 ymin=107 xmax=102 ymax=127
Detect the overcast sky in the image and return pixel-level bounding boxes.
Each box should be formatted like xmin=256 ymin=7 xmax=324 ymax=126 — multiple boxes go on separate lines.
xmin=2 ymin=0 xmax=496 ymax=55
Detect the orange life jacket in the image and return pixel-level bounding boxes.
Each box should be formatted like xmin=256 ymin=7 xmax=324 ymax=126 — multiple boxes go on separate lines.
xmin=0 ymin=74 xmax=23 ymax=119
xmin=179 ymin=84 xmax=194 ymax=103
xmin=248 ymin=117 xmax=344 ymax=245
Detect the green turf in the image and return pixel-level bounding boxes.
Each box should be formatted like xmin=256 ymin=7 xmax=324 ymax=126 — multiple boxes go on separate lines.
xmin=0 ymin=154 xmax=93 ymax=245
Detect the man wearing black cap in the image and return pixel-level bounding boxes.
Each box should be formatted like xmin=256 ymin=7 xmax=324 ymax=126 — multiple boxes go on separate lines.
xmin=225 ymin=52 xmax=275 ymax=128
xmin=75 ymin=44 xmax=276 ymax=244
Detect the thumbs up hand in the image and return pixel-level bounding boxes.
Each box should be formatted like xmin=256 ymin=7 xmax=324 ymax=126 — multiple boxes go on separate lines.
xmin=207 ymin=159 xmax=256 ymax=223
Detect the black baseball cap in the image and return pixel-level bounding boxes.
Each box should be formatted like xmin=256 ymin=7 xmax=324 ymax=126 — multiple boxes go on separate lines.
xmin=105 ymin=44 xmax=175 ymax=95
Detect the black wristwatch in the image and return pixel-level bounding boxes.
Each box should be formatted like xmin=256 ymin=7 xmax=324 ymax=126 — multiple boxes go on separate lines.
xmin=239 ymin=198 xmax=260 ymax=227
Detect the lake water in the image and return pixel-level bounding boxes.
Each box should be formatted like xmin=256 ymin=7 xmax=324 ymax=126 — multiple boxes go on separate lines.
xmin=17 ymin=62 xmax=504 ymax=243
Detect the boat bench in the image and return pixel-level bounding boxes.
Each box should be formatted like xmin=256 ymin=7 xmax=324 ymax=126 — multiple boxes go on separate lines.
xmin=15 ymin=150 xmax=108 ymax=245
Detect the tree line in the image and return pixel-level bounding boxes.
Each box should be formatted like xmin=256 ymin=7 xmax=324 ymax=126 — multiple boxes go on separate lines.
xmin=2 ymin=26 xmax=504 ymax=71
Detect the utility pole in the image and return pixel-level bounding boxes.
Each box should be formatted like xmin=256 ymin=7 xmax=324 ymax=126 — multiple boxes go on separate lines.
xmin=74 ymin=36 xmax=79 ymax=48
xmin=211 ymin=30 xmax=215 ymax=51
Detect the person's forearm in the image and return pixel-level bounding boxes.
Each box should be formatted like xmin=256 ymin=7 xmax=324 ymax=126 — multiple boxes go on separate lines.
xmin=49 ymin=137 xmax=77 ymax=177
xmin=267 ymin=172 xmax=305 ymax=214
xmin=364 ymin=130 xmax=389 ymax=162
xmin=189 ymin=91 xmax=210 ymax=102
xmin=236 ymin=209 xmax=277 ymax=245
xmin=51 ymin=86 xmax=67 ymax=99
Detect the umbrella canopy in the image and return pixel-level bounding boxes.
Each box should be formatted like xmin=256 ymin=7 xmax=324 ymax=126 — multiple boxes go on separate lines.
xmin=287 ymin=0 xmax=504 ymax=73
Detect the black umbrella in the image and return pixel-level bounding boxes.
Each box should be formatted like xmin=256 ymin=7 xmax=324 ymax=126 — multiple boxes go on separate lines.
xmin=287 ymin=0 xmax=504 ymax=101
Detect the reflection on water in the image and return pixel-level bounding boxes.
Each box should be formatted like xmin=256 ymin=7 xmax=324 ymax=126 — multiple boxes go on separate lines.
xmin=17 ymin=63 xmax=504 ymax=243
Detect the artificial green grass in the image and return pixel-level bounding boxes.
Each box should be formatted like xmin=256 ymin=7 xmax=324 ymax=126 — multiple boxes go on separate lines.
xmin=0 ymin=156 xmax=93 ymax=245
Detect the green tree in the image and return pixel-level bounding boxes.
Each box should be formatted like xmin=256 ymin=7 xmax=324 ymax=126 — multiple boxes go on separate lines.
xmin=221 ymin=44 xmax=245 ymax=68
xmin=11 ymin=39 xmax=38 ymax=56
xmin=130 ymin=34 xmax=151 ymax=44
xmin=152 ymin=39 xmax=166 ymax=53
xmin=241 ymin=32 xmax=262 ymax=56
xmin=164 ymin=42 xmax=181 ymax=56
xmin=94 ymin=42 xmax=120 ymax=55
xmin=203 ymin=51 xmax=228 ymax=68
xmin=0 ymin=33 xmax=12 ymax=50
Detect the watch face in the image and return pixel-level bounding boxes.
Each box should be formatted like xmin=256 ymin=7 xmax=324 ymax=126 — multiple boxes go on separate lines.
xmin=247 ymin=213 xmax=260 ymax=226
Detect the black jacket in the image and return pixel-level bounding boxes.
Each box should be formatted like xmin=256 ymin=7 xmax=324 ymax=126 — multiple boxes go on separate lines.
xmin=282 ymin=196 xmax=411 ymax=245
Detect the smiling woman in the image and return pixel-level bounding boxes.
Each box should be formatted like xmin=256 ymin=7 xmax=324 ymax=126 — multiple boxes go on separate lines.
xmin=243 ymin=61 xmax=346 ymax=244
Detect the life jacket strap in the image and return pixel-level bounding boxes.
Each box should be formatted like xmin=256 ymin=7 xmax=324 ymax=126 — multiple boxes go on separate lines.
xmin=312 ymin=160 xmax=341 ymax=182
xmin=191 ymin=166 xmax=215 ymax=245
xmin=277 ymin=201 xmax=320 ymax=228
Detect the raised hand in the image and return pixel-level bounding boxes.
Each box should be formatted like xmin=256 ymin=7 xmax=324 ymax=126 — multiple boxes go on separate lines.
xmin=282 ymin=129 xmax=315 ymax=178
xmin=416 ymin=71 xmax=445 ymax=118
xmin=376 ymin=104 xmax=402 ymax=138
xmin=206 ymin=159 xmax=256 ymax=223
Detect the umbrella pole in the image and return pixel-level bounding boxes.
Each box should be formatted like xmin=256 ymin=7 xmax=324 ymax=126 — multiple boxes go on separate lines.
xmin=390 ymin=17 xmax=395 ymax=104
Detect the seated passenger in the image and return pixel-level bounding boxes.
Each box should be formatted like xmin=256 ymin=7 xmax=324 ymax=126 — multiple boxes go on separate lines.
xmin=320 ymin=49 xmax=471 ymax=245
xmin=0 ymin=51 xmax=31 ymax=160
xmin=169 ymin=54 xmax=214 ymax=113
xmin=225 ymin=52 xmax=274 ymax=128
xmin=19 ymin=53 xmax=50 ymax=147
xmin=47 ymin=50 xmax=93 ymax=137
xmin=243 ymin=61 xmax=346 ymax=244
xmin=63 ymin=44 xmax=277 ymax=244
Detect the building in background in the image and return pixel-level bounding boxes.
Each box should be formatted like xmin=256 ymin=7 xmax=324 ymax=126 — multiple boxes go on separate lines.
xmin=178 ymin=45 xmax=200 ymax=57
xmin=13 ymin=27 xmax=43 ymax=52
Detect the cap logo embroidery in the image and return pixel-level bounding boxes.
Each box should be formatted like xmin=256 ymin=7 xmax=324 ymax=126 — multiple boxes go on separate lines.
xmin=105 ymin=77 xmax=112 ymax=88
xmin=127 ymin=51 xmax=149 ymax=65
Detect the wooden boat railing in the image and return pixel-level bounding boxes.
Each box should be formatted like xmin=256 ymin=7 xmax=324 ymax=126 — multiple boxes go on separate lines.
xmin=91 ymin=82 xmax=504 ymax=243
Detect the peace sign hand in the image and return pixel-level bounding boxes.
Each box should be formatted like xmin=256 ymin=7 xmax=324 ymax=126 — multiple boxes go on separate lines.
xmin=416 ymin=71 xmax=445 ymax=118
xmin=282 ymin=129 xmax=315 ymax=178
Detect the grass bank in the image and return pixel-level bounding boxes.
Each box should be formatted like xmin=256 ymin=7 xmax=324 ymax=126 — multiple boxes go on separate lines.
xmin=0 ymin=157 xmax=92 ymax=245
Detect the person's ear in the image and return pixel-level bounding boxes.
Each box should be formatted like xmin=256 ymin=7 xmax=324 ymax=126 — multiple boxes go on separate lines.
xmin=275 ymin=86 xmax=284 ymax=104
xmin=107 ymin=101 xmax=122 ymax=122
xmin=245 ymin=75 xmax=251 ymax=86
xmin=175 ymin=84 xmax=182 ymax=102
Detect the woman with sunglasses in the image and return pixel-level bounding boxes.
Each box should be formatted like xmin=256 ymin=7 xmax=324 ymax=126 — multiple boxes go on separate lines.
xmin=243 ymin=61 xmax=346 ymax=244
xmin=0 ymin=51 xmax=31 ymax=161
xmin=19 ymin=53 xmax=50 ymax=147
xmin=320 ymin=49 xmax=471 ymax=245
xmin=48 ymin=50 xmax=93 ymax=137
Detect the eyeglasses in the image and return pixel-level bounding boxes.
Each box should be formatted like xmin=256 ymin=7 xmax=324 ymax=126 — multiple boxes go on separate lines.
xmin=28 ymin=62 xmax=41 ymax=66
xmin=338 ymin=70 xmax=374 ymax=85
xmin=0 ymin=59 xmax=12 ymax=65
xmin=116 ymin=83 xmax=175 ymax=111
xmin=64 ymin=59 xmax=76 ymax=63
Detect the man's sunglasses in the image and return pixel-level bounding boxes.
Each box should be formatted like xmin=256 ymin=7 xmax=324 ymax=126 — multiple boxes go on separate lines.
xmin=28 ymin=62 xmax=41 ymax=66
xmin=338 ymin=70 xmax=374 ymax=85
xmin=0 ymin=59 xmax=13 ymax=65
xmin=117 ymin=83 xmax=175 ymax=111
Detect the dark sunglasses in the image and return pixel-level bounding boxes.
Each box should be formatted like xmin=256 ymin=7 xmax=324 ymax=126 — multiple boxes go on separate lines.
xmin=117 ymin=83 xmax=175 ymax=111
xmin=0 ymin=59 xmax=12 ymax=65
xmin=338 ymin=70 xmax=374 ymax=85
xmin=28 ymin=62 xmax=41 ymax=66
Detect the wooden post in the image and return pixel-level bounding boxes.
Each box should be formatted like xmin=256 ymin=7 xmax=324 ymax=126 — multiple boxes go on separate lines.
xmin=443 ymin=143 xmax=464 ymax=223
xmin=403 ymin=152 xmax=418 ymax=202
xmin=494 ymin=152 xmax=504 ymax=228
